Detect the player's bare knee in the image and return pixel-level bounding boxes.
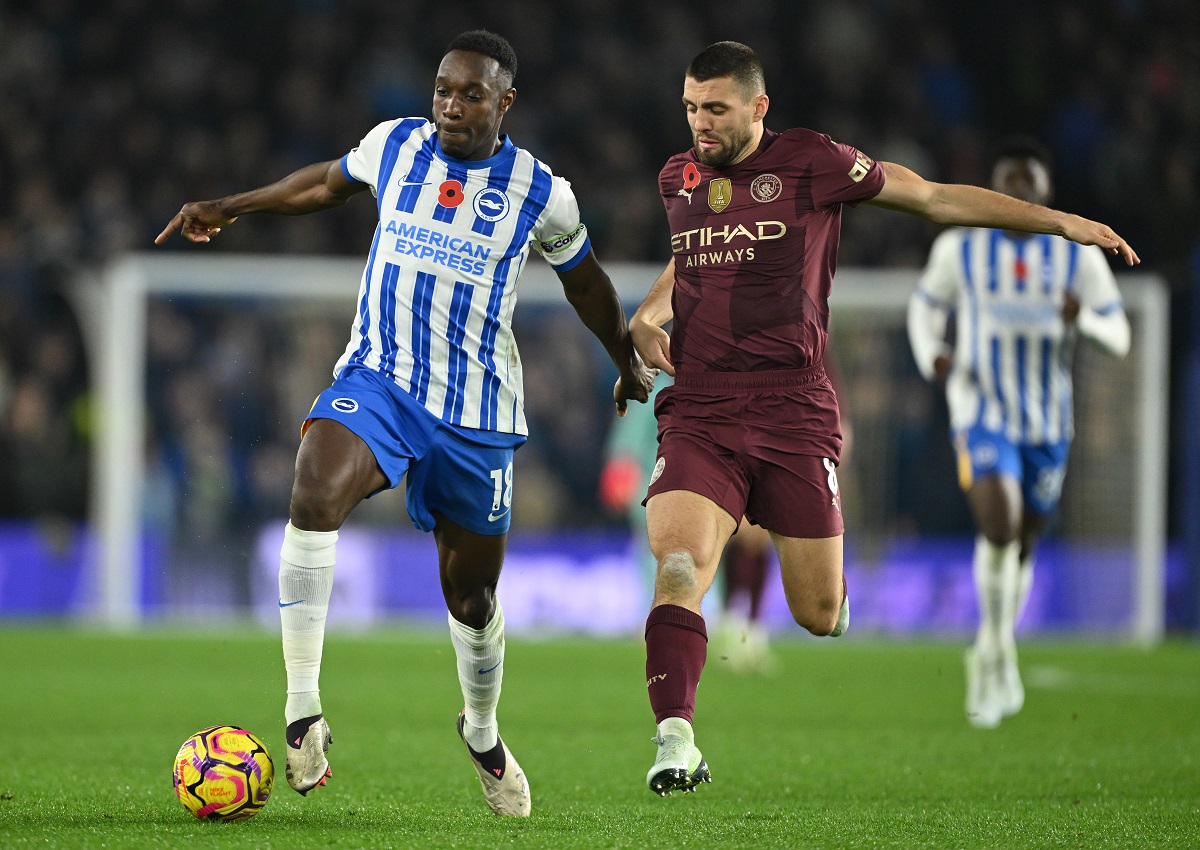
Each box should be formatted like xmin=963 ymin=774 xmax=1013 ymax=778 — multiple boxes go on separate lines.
xmin=981 ymin=527 xmax=1017 ymax=548
xmin=978 ymin=512 xmax=1019 ymax=546
xmin=791 ymin=594 xmax=841 ymax=635
xmin=657 ymin=552 xmax=698 ymax=597
xmin=289 ymin=479 xmax=345 ymax=532
xmin=814 ymin=607 xmax=841 ymax=637
xmin=451 ymin=591 xmax=494 ymax=630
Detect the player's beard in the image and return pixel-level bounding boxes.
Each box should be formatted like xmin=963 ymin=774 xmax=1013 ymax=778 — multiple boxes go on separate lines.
xmin=694 ymin=124 xmax=755 ymax=168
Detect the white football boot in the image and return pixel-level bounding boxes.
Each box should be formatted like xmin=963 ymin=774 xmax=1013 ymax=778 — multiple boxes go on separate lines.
xmin=457 ymin=710 xmax=531 ymax=817
xmin=285 ymin=714 xmax=332 ymax=794
xmin=646 ymin=717 xmax=711 ymax=796
xmin=732 ymin=622 xmax=777 ymax=674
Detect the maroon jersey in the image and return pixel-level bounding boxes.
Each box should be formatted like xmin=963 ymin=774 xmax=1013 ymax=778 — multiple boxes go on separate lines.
xmin=660 ymin=128 xmax=885 ymax=373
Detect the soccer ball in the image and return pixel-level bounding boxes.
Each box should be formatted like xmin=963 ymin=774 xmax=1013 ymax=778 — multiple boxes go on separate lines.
xmin=173 ymin=725 xmax=274 ymax=821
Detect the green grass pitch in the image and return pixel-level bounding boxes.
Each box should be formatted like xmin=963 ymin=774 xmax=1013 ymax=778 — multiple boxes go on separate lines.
xmin=1 ymin=626 xmax=1197 ymax=849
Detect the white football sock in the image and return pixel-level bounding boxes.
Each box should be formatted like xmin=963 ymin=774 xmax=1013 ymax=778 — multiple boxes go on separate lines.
xmin=448 ymin=600 xmax=505 ymax=753
xmin=279 ymin=522 xmax=337 ymax=724
xmin=973 ymin=535 xmax=1018 ymax=656
xmin=1014 ymin=553 xmax=1035 ymax=629
xmin=657 ymin=716 xmax=693 ymax=742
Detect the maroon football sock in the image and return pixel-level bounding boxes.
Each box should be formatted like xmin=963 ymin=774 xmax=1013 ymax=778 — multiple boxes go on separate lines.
xmin=645 ymin=604 xmax=708 ymax=724
xmin=728 ymin=541 xmax=769 ymax=620
xmin=724 ymin=542 xmax=749 ymax=609
xmin=747 ymin=555 xmax=768 ymax=620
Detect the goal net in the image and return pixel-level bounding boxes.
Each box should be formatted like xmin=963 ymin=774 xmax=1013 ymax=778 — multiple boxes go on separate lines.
xmin=70 ymin=254 xmax=1168 ymax=642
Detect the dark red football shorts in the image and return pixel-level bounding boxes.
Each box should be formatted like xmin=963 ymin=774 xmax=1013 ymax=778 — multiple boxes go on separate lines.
xmin=644 ymin=364 xmax=845 ymax=539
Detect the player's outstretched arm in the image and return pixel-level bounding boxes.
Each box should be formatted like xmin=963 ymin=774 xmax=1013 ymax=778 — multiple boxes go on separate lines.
xmin=629 ymin=260 xmax=676 ymax=376
xmin=556 ymin=251 xmax=656 ymax=416
xmin=154 ymin=159 xmax=366 ymax=245
xmin=867 ymin=162 xmax=1140 ymax=266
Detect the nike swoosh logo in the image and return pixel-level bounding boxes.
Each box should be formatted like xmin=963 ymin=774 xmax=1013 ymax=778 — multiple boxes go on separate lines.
xmin=488 ymin=509 xmax=509 ymax=522
xmin=478 ymin=661 xmax=502 ymax=675
xmin=397 ymin=180 xmax=431 ymax=186
xmin=278 ymin=599 xmax=305 ymax=608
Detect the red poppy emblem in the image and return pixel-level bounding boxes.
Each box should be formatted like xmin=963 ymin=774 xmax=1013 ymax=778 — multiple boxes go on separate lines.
xmin=438 ymin=180 xmax=465 ymax=207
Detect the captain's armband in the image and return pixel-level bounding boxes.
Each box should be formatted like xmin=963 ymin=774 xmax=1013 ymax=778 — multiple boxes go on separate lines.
xmin=538 ymin=222 xmax=586 ymax=258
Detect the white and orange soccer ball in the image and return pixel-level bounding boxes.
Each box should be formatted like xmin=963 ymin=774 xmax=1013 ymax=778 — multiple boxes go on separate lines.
xmin=173 ymin=725 xmax=274 ymax=821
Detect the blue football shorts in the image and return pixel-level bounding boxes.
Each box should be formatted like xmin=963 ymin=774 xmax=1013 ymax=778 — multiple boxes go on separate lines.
xmin=303 ymin=366 xmax=526 ymax=535
xmin=954 ymin=424 xmax=1070 ymax=516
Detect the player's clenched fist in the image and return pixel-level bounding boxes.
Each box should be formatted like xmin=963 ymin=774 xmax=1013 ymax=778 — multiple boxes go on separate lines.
xmin=613 ymin=352 xmax=657 ymax=417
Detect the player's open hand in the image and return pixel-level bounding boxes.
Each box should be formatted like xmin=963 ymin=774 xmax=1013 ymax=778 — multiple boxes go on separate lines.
xmin=1060 ymin=214 xmax=1139 ymax=266
xmin=630 ymin=316 xmax=674 ymax=378
xmin=155 ymin=201 xmax=237 ymax=245
xmin=613 ymin=351 xmax=657 ymax=417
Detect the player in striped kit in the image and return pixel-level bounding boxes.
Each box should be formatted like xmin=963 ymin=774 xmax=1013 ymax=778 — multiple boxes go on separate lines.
xmin=908 ymin=139 xmax=1131 ymax=728
xmin=156 ymin=30 xmax=654 ymax=816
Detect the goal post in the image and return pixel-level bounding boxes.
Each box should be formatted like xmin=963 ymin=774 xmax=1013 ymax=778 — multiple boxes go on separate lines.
xmin=73 ymin=254 xmax=1169 ymax=641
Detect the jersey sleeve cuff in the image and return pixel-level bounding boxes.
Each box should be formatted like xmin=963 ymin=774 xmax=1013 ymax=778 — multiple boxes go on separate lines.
xmin=340 ymin=154 xmax=362 ymax=184
xmin=915 ymin=288 xmax=954 ymax=311
xmin=545 ymin=234 xmax=592 ymax=272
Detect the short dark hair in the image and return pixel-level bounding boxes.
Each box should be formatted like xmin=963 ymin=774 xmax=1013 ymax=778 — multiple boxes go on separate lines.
xmin=686 ymin=41 xmax=766 ymax=99
xmin=446 ymin=30 xmax=517 ymax=87
xmin=992 ymin=135 xmax=1053 ymax=176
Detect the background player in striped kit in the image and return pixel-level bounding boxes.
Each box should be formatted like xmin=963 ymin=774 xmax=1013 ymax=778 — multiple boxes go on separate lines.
xmin=629 ymin=42 xmax=1139 ymax=797
xmin=907 ymin=138 xmax=1131 ymax=728
xmin=156 ymin=30 xmax=654 ymax=816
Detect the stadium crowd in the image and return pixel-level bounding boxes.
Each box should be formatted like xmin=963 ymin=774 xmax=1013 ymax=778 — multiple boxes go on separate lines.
xmin=0 ymin=0 xmax=1196 ymax=541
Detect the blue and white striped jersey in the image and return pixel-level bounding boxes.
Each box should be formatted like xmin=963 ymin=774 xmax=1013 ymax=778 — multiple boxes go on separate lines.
xmin=335 ymin=119 xmax=592 ymax=435
xmin=908 ymin=228 xmax=1130 ymax=444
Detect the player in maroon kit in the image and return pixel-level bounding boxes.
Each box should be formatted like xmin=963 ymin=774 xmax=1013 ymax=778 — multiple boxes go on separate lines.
xmin=630 ymin=41 xmax=1139 ymax=796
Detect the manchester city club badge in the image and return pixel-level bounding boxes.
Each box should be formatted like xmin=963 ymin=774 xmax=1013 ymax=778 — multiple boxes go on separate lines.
xmin=750 ymin=173 xmax=782 ymax=203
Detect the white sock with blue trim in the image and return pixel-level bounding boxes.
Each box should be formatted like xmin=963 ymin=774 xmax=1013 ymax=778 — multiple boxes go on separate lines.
xmin=279 ymin=522 xmax=337 ymax=724
xmin=448 ymin=601 xmax=505 ymax=752
xmin=1015 ymin=553 xmax=1035 ymax=629
xmin=973 ymin=535 xmax=1018 ymax=657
